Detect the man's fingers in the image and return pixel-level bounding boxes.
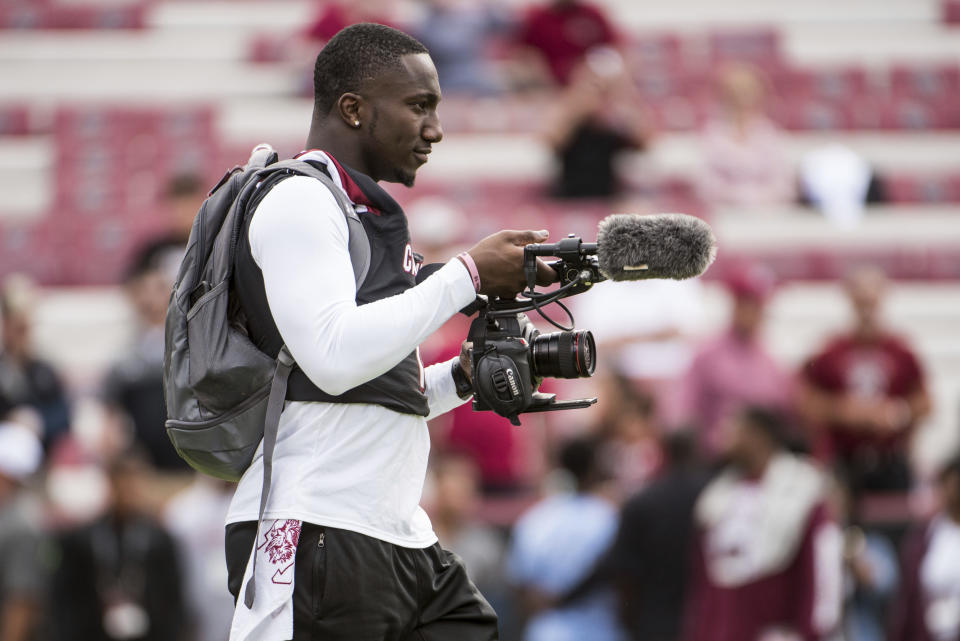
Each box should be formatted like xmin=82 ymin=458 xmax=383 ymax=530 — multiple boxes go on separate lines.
xmin=503 ymin=229 xmax=549 ymax=246
xmin=535 ymin=258 xmax=558 ymax=286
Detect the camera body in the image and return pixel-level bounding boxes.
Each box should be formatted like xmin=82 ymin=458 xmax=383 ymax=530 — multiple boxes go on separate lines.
xmin=468 ymin=312 xmax=541 ymax=422
xmin=467 ymin=235 xmax=601 ymax=425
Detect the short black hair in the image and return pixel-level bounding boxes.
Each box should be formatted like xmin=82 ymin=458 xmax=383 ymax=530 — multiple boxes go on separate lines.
xmin=313 ymin=23 xmax=429 ymax=117
xmin=557 ymin=435 xmax=611 ymax=492
xmin=166 ymin=172 xmax=203 ymax=199
xmin=938 ymin=452 xmax=960 ymax=482
xmin=740 ymin=405 xmax=791 ymax=449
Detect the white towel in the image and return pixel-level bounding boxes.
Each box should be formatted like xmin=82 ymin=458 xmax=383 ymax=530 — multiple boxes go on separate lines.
xmin=229 ymin=519 xmax=302 ymax=641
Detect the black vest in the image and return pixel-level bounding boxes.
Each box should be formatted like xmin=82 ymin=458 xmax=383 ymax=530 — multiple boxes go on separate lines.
xmin=232 ymin=159 xmax=429 ymax=417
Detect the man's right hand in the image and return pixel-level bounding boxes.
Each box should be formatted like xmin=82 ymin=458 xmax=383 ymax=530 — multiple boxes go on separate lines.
xmin=464 ymin=230 xmax=558 ymax=299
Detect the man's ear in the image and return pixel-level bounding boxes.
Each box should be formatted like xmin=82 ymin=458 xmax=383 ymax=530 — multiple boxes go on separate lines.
xmin=337 ymin=93 xmax=364 ymax=129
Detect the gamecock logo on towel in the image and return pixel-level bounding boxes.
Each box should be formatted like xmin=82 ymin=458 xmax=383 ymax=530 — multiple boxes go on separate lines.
xmin=257 ymin=519 xmax=302 ymax=584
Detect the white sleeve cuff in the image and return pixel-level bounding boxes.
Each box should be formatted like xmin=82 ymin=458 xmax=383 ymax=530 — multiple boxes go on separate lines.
xmin=425 ymin=357 xmax=471 ymax=421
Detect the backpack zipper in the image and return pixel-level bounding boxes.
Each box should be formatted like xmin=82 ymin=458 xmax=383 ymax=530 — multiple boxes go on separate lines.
xmin=165 ymin=384 xmax=270 ymax=429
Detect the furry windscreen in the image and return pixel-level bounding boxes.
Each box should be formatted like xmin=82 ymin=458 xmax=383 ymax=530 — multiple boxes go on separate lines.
xmin=596 ymin=213 xmax=718 ymax=281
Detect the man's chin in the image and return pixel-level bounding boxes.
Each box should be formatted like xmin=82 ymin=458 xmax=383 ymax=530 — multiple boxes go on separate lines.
xmin=395 ymin=168 xmax=416 ymax=188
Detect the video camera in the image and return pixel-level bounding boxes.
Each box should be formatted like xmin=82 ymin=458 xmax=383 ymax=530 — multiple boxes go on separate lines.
xmin=463 ymin=213 xmax=718 ymax=425
xmin=467 ymin=235 xmax=602 ymax=426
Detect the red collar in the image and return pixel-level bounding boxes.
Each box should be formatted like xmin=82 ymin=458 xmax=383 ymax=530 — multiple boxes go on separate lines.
xmin=295 ymin=149 xmax=380 ymax=214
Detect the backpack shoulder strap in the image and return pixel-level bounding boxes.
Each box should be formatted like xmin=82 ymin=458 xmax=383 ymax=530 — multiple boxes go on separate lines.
xmin=243 ymin=344 xmax=295 ymax=609
xmin=263 ymin=159 xmax=371 ymax=289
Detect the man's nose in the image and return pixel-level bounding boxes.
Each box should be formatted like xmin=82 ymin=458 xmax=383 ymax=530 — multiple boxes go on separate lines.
xmin=423 ymin=113 xmax=443 ymax=143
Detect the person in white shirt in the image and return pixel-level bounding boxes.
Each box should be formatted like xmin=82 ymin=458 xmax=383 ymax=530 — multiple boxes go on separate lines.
xmin=223 ymin=23 xmax=554 ymax=641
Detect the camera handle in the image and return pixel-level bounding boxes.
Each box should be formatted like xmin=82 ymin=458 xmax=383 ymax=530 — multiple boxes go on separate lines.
xmin=525 ymin=392 xmax=598 ymax=414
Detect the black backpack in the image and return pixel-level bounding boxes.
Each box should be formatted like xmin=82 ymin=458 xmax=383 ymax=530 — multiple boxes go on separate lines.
xmin=162 ymin=144 xmax=370 ymax=606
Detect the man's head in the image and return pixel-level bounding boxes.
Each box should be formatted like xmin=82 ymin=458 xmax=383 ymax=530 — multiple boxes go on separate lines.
xmin=724 ymin=263 xmax=776 ymax=340
xmin=1 ymin=274 xmax=37 ymax=362
xmin=124 ymin=261 xmax=171 ymax=328
xmin=938 ymin=453 xmax=960 ymax=520
xmin=718 ymin=63 xmax=768 ymax=117
xmin=844 ymin=266 xmax=887 ymax=338
xmin=165 ymin=173 xmax=204 ymax=239
xmin=558 ymin=435 xmax=611 ymax=494
xmin=429 ymin=450 xmax=480 ymax=524
xmin=723 ymin=405 xmax=788 ymax=475
xmin=311 ymin=23 xmax=442 ymax=187
xmin=105 ymin=448 xmax=153 ymax=518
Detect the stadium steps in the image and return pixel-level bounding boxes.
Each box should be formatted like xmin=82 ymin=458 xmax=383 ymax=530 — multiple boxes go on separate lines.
xmin=0 ymin=59 xmax=299 ymax=101
xmin=0 ymin=30 xmax=250 ymax=62
xmin=606 ymin=0 xmax=940 ymax=31
xmin=0 ymin=136 xmax=52 ymax=220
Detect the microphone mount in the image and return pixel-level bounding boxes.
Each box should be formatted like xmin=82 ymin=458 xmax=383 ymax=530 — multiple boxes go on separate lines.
xmin=523 ymin=234 xmax=601 ymax=293
xmin=477 ymin=234 xmax=605 ymax=331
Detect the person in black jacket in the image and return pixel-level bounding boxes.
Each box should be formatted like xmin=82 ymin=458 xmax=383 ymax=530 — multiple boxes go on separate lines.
xmin=51 ymin=452 xmax=185 ymax=641
xmin=606 ymin=431 xmax=709 ymax=641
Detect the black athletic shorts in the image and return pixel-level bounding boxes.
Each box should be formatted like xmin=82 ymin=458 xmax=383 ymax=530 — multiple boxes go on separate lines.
xmin=226 ymin=521 xmax=499 ymax=641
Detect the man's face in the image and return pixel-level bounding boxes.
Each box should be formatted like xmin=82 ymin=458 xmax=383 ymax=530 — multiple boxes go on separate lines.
xmin=731 ymin=296 xmax=765 ymax=339
xmin=358 ymin=53 xmax=443 ymax=187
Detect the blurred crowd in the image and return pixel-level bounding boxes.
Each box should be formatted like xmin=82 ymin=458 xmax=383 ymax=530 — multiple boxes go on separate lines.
xmin=0 ymin=1 xmax=956 ymax=641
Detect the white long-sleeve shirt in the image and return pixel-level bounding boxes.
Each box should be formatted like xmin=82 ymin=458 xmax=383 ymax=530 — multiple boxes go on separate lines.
xmin=225 ymin=151 xmax=477 ymax=547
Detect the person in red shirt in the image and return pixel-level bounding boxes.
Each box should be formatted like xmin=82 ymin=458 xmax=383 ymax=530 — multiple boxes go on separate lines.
xmin=515 ymin=0 xmax=618 ymax=86
xmin=303 ymin=0 xmax=396 ymax=43
xmin=798 ymin=266 xmax=931 ymax=493
xmin=684 ymin=406 xmax=843 ymax=641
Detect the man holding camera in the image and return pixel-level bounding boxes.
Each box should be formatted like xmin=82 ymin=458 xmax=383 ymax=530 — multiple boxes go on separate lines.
xmin=223 ymin=23 xmax=553 ymax=641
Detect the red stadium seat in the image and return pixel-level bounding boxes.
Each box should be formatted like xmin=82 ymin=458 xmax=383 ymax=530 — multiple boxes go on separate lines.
xmin=886 ymin=174 xmax=960 ymax=203
xmin=946 ymin=0 xmax=960 ymax=24
xmin=627 ymin=33 xmax=686 ymax=73
xmin=890 ymin=63 xmax=960 ymax=99
xmin=0 ymin=3 xmax=145 ymax=30
xmin=0 ymin=221 xmax=63 ymax=284
xmin=707 ymin=28 xmax=782 ymax=69
xmin=0 ymin=105 xmax=31 ymax=136
xmin=778 ymin=67 xmax=873 ymax=101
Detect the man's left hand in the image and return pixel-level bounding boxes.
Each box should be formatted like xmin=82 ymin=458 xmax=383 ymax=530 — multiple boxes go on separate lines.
xmin=459 ymin=341 xmax=473 ymax=384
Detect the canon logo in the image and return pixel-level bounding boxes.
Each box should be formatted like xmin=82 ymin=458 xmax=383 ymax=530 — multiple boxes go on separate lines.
xmin=505 ymin=368 xmax=520 ymax=397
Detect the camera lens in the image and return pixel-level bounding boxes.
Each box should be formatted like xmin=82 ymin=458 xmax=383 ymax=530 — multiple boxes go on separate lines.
xmin=530 ymin=330 xmax=596 ymax=379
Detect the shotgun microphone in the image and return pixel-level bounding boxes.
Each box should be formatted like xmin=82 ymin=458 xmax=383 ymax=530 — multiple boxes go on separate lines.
xmin=596 ymin=213 xmax=717 ymax=282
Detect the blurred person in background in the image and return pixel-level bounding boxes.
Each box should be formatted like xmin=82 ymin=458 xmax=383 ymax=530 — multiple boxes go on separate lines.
xmin=132 ymin=173 xmax=205 ymax=285
xmin=593 ymin=377 xmax=663 ymax=496
xmin=0 ymin=422 xmax=46 ymax=641
xmin=607 ymin=431 xmax=709 ymax=641
xmin=514 ymin=0 xmax=618 ymax=87
xmin=698 ymin=64 xmax=795 ymax=210
xmin=680 ymin=263 xmax=792 ymax=458
xmin=574 ymin=276 xmax=703 ymax=426
xmin=684 ymin=406 xmax=843 ymax=641
xmin=164 ymin=476 xmax=236 ymax=641
xmin=412 ymin=0 xmax=510 ymax=95
xmin=303 ymin=0 xmax=397 ymax=43
xmin=829 ymin=473 xmax=898 ymax=641
xmin=51 ymin=450 xmax=185 ymax=641
xmin=890 ymin=452 xmax=960 ymax=641
xmin=425 ymin=451 xmax=507 ymax=612
xmin=798 ymin=266 xmax=930 ymax=494
xmin=544 ymin=47 xmax=652 ymax=200
xmin=507 ymin=435 xmax=625 ymax=641
xmin=101 ymin=258 xmax=187 ymax=472
xmin=0 ymin=275 xmax=70 ymax=452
